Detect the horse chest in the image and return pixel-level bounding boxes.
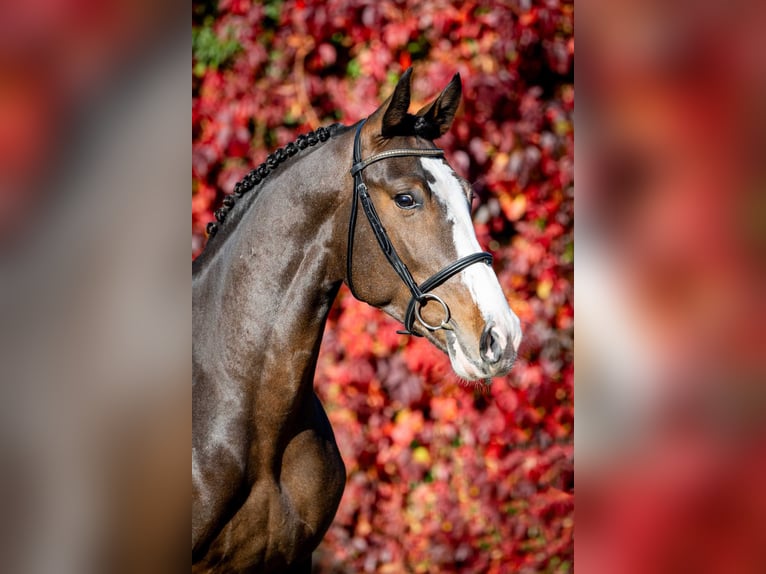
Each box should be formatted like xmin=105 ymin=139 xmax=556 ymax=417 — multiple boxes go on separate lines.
xmin=194 ymin=395 xmax=346 ymax=572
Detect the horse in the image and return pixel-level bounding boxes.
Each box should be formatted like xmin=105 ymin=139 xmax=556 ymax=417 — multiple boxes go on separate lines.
xmin=192 ymin=68 xmax=522 ymax=573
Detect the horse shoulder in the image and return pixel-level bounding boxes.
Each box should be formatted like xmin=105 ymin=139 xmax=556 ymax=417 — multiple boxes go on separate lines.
xmin=278 ymin=393 xmax=347 ymax=534
xmin=193 ymin=393 xmax=345 ymax=573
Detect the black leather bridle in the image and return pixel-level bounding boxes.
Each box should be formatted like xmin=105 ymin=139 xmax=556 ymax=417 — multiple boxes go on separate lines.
xmin=346 ymin=119 xmax=493 ymax=336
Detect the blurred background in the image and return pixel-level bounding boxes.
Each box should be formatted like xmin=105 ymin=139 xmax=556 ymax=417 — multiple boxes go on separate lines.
xmin=4 ymin=0 xmax=763 ymax=572
xmin=0 ymin=0 xmax=188 ymax=572
xmin=577 ymin=0 xmax=766 ymax=572
xmin=193 ymin=1 xmax=574 ymax=572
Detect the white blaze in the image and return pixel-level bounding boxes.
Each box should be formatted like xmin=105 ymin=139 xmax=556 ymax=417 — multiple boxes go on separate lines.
xmin=420 ymin=157 xmax=522 ymax=353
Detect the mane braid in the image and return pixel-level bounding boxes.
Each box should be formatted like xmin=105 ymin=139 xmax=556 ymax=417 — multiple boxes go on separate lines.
xmin=205 ymin=124 xmax=341 ymax=238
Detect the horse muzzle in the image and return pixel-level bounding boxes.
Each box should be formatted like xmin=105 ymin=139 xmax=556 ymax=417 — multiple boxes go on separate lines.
xmin=445 ymin=316 xmax=522 ymax=381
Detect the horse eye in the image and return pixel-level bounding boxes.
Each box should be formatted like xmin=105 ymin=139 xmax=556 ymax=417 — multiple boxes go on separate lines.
xmin=394 ymin=193 xmax=417 ymax=209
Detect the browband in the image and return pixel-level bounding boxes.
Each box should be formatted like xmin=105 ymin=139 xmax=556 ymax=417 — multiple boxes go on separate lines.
xmin=351 ymin=148 xmax=445 ymax=177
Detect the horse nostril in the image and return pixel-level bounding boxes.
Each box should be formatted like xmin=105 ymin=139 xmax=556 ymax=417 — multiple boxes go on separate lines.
xmin=480 ymin=323 xmax=504 ymax=364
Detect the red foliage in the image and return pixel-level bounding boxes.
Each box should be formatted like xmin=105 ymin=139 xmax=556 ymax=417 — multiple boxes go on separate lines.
xmin=193 ymin=1 xmax=573 ymax=571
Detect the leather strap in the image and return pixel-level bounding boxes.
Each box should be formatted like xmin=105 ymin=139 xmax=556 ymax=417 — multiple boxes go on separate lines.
xmin=347 ymin=119 xmax=493 ymax=337
xmin=348 ymin=120 xmax=434 ymax=301
xmin=400 ymin=251 xmax=492 ymax=334
xmin=351 ymin=148 xmax=445 ymax=177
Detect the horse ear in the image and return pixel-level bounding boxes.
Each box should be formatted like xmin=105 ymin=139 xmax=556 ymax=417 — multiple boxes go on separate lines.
xmin=368 ymin=68 xmax=413 ymax=138
xmin=415 ymin=73 xmax=462 ymax=137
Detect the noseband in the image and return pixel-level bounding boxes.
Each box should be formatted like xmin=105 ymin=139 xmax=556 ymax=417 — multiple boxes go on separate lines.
xmin=347 ymin=119 xmax=493 ymax=336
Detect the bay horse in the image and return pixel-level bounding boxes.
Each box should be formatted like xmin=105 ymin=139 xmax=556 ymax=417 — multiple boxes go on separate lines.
xmin=192 ymin=68 xmax=522 ymax=573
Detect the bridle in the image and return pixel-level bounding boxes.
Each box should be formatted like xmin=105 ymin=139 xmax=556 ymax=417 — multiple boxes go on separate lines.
xmin=346 ymin=119 xmax=493 ymax=336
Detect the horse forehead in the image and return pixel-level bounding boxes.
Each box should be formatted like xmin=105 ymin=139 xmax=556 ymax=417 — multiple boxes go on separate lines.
xmin=420 ymin=158 xmax=471 ymax=219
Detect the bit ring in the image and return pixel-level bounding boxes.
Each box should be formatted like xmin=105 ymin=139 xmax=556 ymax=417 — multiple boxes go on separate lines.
xmin=414 ymin=294 xmax=453 ymax=332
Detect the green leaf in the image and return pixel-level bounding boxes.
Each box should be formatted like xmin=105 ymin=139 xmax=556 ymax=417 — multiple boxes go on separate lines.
xmin=263 ymin=0 xmax=282 ymax=24
xmin=192 ymin=19 xmax=242 ymax=74
xmin=561 ymin=240 xmax=574 ymax=264
xmin=347 ymin=58 xmax=361 ymax=79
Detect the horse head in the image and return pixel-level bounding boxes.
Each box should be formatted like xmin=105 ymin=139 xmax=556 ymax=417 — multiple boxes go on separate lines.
xmin=346 ymin=69 xmax=522 ymax=381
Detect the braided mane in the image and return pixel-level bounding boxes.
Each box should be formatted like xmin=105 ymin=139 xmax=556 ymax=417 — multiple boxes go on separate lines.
xmin=204 ymin=123 xmax=342 ymax=240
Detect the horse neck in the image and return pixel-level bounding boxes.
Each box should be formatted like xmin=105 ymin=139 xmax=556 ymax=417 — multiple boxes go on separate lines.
xmin=193 ymin=135 xmax=351 ymax=404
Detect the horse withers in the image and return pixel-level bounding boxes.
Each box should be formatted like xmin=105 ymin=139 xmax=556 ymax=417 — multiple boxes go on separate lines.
xmin=192 ymin=68 xmax=522 ymax=573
